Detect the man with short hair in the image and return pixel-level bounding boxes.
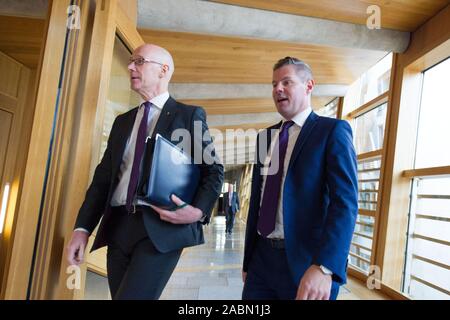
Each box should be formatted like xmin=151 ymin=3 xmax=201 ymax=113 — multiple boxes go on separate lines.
xmin=224 ymin=183 xmax=240 ymax=234
xmin=242 ymin=56 xmax=358 ymax=300
xmin=67 ymin=44 xmax=223 ymax=299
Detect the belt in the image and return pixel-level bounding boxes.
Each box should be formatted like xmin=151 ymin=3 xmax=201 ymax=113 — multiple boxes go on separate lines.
xmin=259 ymin=235 xmax=285 ymax=249
xmin=111 ymin=205 xmax=148 ymax=214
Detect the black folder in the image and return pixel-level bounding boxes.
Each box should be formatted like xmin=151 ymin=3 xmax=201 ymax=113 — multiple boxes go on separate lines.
xmin=137 ymin=134 xmax=200 ymax=210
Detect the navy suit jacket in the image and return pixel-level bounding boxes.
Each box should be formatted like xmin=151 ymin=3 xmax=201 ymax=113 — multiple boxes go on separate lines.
xmin=243 ymin=111 xmax=358 ymax=286
xmin=224 ymin=191 xmax=240 ymax=214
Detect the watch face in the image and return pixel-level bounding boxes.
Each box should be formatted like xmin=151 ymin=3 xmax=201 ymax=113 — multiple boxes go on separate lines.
xmin=320 ymin=265 xmax=332 ymax=275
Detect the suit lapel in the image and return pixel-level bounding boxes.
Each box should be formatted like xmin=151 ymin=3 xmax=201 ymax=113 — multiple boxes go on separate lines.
xmin=151 ymin=96 xmax=178 ymax=139
xmin=287 ymin=111 xmax=319 ymax=171
xmin=112 ymin=107 xmax=139 ymax=174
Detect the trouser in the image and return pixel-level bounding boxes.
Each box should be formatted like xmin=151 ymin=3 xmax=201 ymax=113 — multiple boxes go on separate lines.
xmin=105 ymin=206 xmax=182 ymax=300
xmin=225 ymin=209 xmax=236 ymax=232
xmin=242 ymin=236 xmax=339 ymax=300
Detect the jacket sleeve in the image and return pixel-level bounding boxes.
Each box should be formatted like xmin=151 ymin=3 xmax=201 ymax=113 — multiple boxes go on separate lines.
xmin=190 ymin=107 xmax=224 ymax=224
xmin=73 ymin=117 xmax=119 ymax=234
xmin=312 ymin=120 xmax=358 ymax=284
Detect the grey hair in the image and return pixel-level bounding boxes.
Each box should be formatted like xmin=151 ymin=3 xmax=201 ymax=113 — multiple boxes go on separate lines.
xmin=273 ymin=56 xmax=313 ymax=82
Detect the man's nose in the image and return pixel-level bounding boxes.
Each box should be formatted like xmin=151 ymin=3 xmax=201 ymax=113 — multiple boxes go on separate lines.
xmin=274 ymin=84 xmax=284 ymax=93
xmin=128 ymin=61 xmax=136 ymax=71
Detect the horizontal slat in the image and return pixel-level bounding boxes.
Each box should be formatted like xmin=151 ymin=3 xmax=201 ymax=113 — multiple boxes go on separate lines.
xmin=413 ymin=234 xmax=450 ymax=247
xmin=359 ymin=189 xmax=379 ymax=193
xmin=348 ymin=264 xmax=369 ymax=276
xmin=358 ymin=200 xmax=378 ymax=204
xmin=358 ymin=209 xmax=376 ymax=217
xmin=355 ymin=221 xmax=374 ymax=228
xmin=357 ymin=150 xmax=383 ymax=161
xmin=403 ymin=166 xmax=450 ymax=178
xmin=358 ymin=167 xmax=381 ymax=173
xmin=410 ymin=275 xmax=450 ymax=296
xmin=349 ymin=252 xmax=371 ymax=264
xmin=412 ymin=254 xmax=450 ymax=271
xmin=353 ymin=232 xmax=373 ymax=240
xmin=353 ymin=231 xmax=373 ymax=240
xmin=351 ymin=242 xmax=372 ymax=252
xmin=417 ymin=194 xmax=450 ymax=200
xmin=358 ymin=178 xmax=380 ymax=183
xmin=346 ymin=92 xmax=389 ymax=119
xmin=415 ymin=214 xmax=450 ymax=223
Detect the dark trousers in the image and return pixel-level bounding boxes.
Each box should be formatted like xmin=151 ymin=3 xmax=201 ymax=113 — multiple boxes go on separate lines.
xmin=106 ymin=206 xmax=182 ymax=300
xmin=225 ymin=209 xmax=236 ymax=233
xmin=242 ymin=236 xmax=339 ymax=300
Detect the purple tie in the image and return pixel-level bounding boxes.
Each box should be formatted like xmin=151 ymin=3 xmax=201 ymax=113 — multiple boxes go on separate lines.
xmin=258 ymin=120 xmax=295 ymax=237
xmin=126 ymin=101 xmax=151 ymax=212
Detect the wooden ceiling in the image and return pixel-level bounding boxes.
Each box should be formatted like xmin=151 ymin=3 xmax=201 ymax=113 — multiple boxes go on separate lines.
xmin=180 ymin=96 xmax=335 ymax=115
xmin=211 ymin=0 xmax=450 ymax=32
xmin=0 ymin=15 xmax=45 ymax=68
xmin=139 ymin=28 xmax=386 ymax=85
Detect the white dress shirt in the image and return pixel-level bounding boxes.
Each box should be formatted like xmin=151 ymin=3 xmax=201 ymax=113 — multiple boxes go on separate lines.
xmin=259 ymin=107 xmax=312 ymax=239
xmin=74 ymin=92 xmax=170 ymax=234
xmin=110 ymin=91 xmax=170 ymax=206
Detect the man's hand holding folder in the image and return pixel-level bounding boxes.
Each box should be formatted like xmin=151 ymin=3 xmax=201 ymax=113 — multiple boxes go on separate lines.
xmin=150 ymin=194 xmax=203 ymax=224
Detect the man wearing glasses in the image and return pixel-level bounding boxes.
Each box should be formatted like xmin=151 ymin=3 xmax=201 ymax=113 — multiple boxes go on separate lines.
xmin=67 ymin=44 xmax=224 ymax=299
xmin=242 ymin=57 xmax=358 ymax=300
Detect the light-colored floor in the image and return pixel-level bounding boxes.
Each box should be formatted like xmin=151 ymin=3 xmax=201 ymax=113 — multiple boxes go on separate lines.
xmin=160 ymin=216 xmax=245 ymax=300
xmin=84 ymin=215 xmax=389 ymax=300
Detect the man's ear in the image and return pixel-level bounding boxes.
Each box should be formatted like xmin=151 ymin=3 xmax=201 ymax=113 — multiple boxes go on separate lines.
xmin=160 ymin=64 xmax=169 ymax=78
xmin=306 ymin=79 xmax=315 ymax=95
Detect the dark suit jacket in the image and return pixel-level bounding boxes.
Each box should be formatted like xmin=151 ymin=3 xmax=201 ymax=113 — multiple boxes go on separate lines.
xmin=224 ymin=191 xmax=240 ymax=214
xmin=75 ymin=97 xmax=224 ymax=252
xmin=243 ymin=112 xmax=358 ymax=287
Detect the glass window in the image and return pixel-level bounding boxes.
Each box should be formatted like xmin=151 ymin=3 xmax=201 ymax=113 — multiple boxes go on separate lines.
xmin=403 ymin=176 xmax=450 ymax=299
xmin=402 ymin=58 xmax=450 ymax=300
xmin=343 ymin=53 xmax=392 ymax=115
xmin=99 ymin=36 xmax=140 ymax=159
xmin=352 ymin=103 xmax=387 ymax=154
xmin=315 ymin=97 xmax=338 ymax=118
xmin=414 ymin=58 xmax=450 ymax=168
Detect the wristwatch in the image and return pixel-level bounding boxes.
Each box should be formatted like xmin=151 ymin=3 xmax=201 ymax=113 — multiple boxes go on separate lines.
xmin=319 ymin=265 xmax=333 ymax=276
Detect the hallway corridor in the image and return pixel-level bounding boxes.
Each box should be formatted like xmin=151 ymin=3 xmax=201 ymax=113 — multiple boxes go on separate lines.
xmin=160 ymin=216 xmax=245 ymax=300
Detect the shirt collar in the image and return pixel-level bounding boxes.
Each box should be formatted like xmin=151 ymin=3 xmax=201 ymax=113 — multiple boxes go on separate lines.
xmin=140 ymin=91 xmax=170 ymax=110
xmin=283 ymin=106 xmax=312 ymax=128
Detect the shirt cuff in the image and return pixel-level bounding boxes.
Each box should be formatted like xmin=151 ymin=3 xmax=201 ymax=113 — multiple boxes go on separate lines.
xmin=74 ymin=227 xmax=90 ymax=234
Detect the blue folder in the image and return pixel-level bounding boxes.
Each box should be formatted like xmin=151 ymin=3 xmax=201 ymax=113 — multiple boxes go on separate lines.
xmin=137 ymin=134 xmax=200 ymax=210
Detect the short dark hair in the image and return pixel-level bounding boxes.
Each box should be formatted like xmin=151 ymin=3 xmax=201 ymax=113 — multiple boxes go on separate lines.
xmin=273 ymin=56 xmax=313 ymax=82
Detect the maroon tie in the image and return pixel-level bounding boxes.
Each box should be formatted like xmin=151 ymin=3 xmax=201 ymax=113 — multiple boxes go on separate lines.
xmin=257 ymin=120 xmax=294 ymax=237
xmin=126 ymin=101 xmax=151 ymax=212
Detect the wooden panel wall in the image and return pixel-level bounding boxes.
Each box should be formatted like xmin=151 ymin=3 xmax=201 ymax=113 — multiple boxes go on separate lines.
xmin=0 ymin=15 xmax=45 ymax=68
xmin=0 ymin=51 xmax=33 ymax=298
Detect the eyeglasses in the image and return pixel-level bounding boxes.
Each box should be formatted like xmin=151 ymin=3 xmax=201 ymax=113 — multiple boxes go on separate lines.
xmin=129 ymin=56 xmax=169 ymax=69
